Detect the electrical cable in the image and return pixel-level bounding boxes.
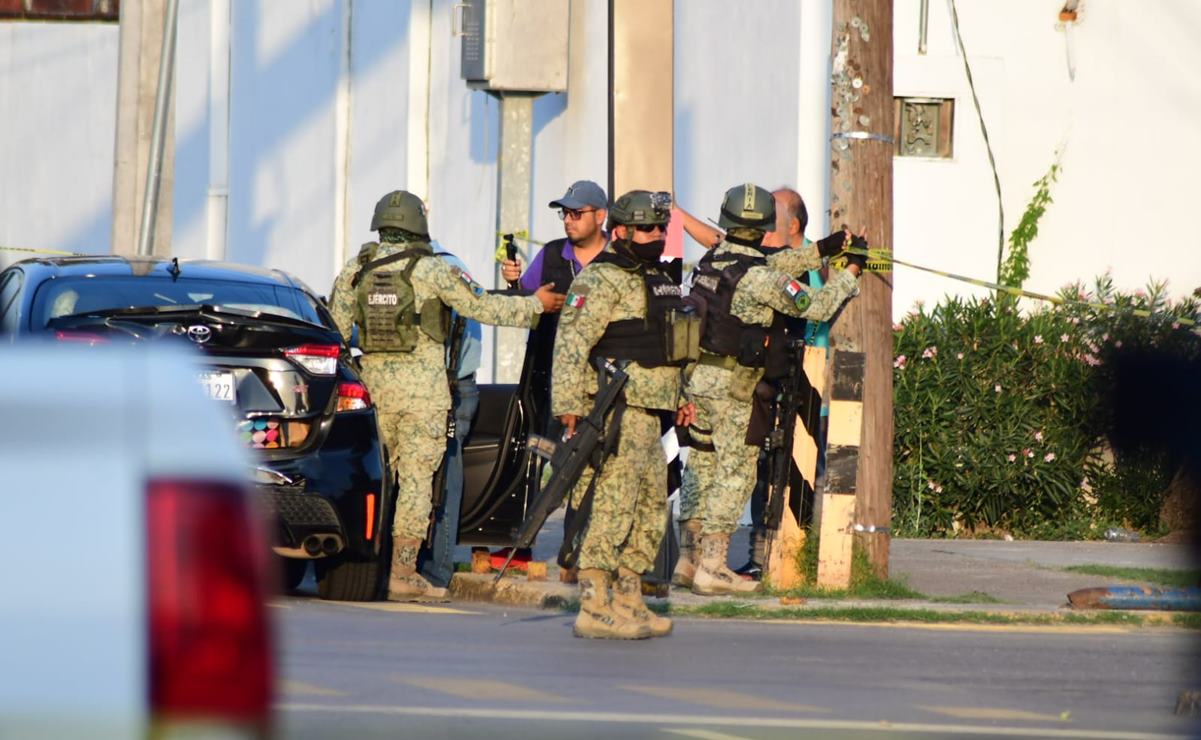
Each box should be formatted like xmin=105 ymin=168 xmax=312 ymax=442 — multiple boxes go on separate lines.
xmin=948 ymin=0 xmax=1005 ymax=284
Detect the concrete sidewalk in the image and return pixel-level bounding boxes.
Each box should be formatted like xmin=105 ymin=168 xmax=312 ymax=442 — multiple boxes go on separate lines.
xmin=450 ymin=512 xmax=1198 ymax=614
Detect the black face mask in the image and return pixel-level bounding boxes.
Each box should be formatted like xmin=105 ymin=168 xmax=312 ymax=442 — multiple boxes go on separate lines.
xmin=619 ymin=238 xmax=666 ymax=263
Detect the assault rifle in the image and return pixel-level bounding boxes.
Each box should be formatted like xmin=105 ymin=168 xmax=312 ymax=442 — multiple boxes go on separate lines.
xmin=494 ymin=360 xmax=629 ymax=581
xmin=428 ymin=314 xmax=468 ymax=541
xmin=764 ymin=338 xmax=808 ymax=534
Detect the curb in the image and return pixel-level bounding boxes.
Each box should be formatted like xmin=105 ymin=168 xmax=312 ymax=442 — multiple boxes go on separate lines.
xmin=449 ymin=573 xmax=575 ymax=610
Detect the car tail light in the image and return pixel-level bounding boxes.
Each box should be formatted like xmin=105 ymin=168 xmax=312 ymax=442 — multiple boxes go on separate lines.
xmin=54 ymin=330 xmax=110 ymax=344
xmin=365 ymin=492 xmax=376 ymax=541
xmin=336 ymin=381 xmax=371 ymax=412
xmin=147 ymin=479 xmax=273 ymax=729
xmin=283 ymin=344 xmax=340 ymax=375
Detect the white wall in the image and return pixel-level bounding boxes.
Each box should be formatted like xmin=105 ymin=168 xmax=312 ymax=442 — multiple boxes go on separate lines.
xmin=5 ymin=1 xmax=1200 ymax=332
xmin=893 ymin=0 xmax=1201 ymax=314
xmin=674 ymin=0 xmax=803 ymax=265
xmin=0 ymin=22 xmax=118 ymax=270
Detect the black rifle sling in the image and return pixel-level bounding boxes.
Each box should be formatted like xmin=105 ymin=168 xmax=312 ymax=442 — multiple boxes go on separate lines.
xmin=557 ymin=370 xmax=628 ymax=570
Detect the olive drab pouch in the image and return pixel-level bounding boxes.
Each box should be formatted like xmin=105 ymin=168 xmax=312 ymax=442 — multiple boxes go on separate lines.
xmin=728 ymin=363 xmax=761 ymax=402
xmin=418 ymin=297 xmax=451 ymax=343
xmin=664 ymin=305 xmax=702 ymax=364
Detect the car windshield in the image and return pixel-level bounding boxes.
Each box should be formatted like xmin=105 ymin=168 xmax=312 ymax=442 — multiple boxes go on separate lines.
xmin=32 ymin=276 xmax=325 ymax=328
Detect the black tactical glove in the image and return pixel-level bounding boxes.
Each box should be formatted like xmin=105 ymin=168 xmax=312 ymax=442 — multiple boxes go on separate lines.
xmin=844 ymin=234 xmax=869 ymax=271
xmin=815 ymin=230 xmax=850 ymax=258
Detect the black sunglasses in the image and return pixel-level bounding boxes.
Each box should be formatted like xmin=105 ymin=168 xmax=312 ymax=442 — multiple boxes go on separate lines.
xmin=633 ymin=222 xmax=666 ymax=233
xmin=557 ymin=208 xmax=597 ymax=221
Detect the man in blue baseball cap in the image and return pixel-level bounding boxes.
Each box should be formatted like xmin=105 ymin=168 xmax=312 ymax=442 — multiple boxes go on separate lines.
xmin=491 ymin=180 xmax=609 ymax=572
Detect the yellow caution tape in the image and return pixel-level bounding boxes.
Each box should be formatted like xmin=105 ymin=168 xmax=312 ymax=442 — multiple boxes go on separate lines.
xmin=1 ymin=245 xmax=78 ymax=256
xmin=844 ymin=247 xmax=1199 ymax=331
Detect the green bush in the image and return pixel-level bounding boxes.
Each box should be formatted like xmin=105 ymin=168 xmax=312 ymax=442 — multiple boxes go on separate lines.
xmin=892 ymin=275 xmax=1200 ymax=538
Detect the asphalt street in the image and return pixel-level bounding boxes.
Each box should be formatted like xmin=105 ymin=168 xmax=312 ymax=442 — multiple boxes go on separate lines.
xmin=272 ymin=588 xmax=1201 ymax=740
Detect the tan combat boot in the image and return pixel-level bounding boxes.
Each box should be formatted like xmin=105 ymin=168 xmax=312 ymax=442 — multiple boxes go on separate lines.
xmin=612 ymin=567 xmax=673 ymax=637
xmin=573 ymin=569 xmax=652 ymax=640
xmin=692 ymin=533 xmax=760 ymax=596
xmin=387 ymin=538 xmax=449 ymax=602
xmin=671 ymin=519 xmax=702 ymax=588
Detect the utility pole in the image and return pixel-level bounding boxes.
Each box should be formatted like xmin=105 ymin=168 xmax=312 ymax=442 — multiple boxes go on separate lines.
xmin=112 ymin=0 xmax=176 ymax=257
xmin=821 ymin=0 xmax=894 ymax=580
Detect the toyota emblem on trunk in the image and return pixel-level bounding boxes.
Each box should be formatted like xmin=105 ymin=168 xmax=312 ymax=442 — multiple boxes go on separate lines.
xmin=187 ymin=325 xmax=212 ymax=344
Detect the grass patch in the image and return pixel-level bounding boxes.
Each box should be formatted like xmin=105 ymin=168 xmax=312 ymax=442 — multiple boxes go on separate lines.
xmin=662 ymin=601 xmax=1162 ymax=627
xmin=765 ymin=527 xmax=925 ymax=600
xmin=1062 ymin=565 xmax=1201 ymax=588
xmin=929 ymin=591 xmax=1004 ymax=605
xmin=1173 ymin=613 xmax=1201 ymax=629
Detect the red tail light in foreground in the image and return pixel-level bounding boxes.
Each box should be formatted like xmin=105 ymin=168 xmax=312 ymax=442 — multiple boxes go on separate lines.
xmin=336 ymin=381 xmax=372 ymax=412
xmin=147 ymin=479 xmax=273 ymax=729
xmin=283 ymin=344 xmax=340 ymax=375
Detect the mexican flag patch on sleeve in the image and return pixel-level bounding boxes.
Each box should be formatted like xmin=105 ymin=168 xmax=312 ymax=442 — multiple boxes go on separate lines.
xmin=566 ymin=292 xmax=586 ymax=309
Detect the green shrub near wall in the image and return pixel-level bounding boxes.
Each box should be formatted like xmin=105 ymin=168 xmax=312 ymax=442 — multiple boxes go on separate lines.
xmin=891 ymin=275 xmax=1200 ymax=539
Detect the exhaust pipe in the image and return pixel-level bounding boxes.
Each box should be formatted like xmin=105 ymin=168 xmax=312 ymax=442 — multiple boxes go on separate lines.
xmin=321 ymin=536 xmax=341 ymax=555
xmin=302 ymin=536 xmax=322 ymax=556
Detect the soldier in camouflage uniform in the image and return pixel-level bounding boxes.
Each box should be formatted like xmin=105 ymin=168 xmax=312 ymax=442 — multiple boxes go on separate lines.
xmin=329 ymin=190 xmax=561 ymax=601
xmin=676 ymin=183 xmax=864 ymax=595
xmin=552 ymin=190 xmax=696 ymax=640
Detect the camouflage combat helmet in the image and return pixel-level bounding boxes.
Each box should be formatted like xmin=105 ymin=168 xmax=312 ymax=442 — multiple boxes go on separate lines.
xmin=607 ymin=190 xmax=672 ymax=230
xmin=370 ymin=190 xmax=429 ymax=236
xmin=717 ymin=183 xmax=775 ymax=233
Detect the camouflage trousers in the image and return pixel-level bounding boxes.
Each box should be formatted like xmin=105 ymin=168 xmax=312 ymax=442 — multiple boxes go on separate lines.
xmin=376 ymin=410 xmax=447 ymax=541
xmin=571 ymin=407 xmax=666 ymax=574
xmin=679 ymin=393 xmax=757 ymax=535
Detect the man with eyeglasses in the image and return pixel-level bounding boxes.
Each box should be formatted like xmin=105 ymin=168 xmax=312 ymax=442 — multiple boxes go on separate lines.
xmin=491 ymin=181 xmax=610 ymax=572
xmin=551 ymin=190 xmax=697 ymax=639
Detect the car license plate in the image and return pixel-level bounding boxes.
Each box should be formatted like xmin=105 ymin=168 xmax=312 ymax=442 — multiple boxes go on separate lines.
xmin=198 ymin=370 xmax=236 ymax=404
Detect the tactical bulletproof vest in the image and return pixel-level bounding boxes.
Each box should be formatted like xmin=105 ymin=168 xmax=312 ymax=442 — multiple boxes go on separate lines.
xmin=687 ymin=250 xmax=788 ymax=371
xmin=351 ymin=241 xmax=449 ymax=353
xmin=540 ymin=238 xmax=577 ymax=294
xmin=587 ymin=250 xmax=700 ymax=368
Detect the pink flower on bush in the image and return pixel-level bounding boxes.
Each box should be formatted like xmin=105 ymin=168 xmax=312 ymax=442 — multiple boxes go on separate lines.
xmin=1034 ymin=431 xmax=1044 ymax=442
xmin=1101 ymin=333 xmax=1109 ymax=341
xmin=1044 ymin=452 xmax=1056 ymax=462
xmin=1172 ymin=322 xmax=1181 ymax=330
xmin=1060 ymin=333 xmax=1070 ymax=343
xmin=1082 ymin=354 xmax=1101 ymax=367
xmin=1115 ymin=340 xmax=1123 ymax=348
xmin=893 ymin=323 xmax=904 ymax=331
xmin=1034 ymin=335 xmax=1044 ymax=344
xmin=894 ymin=355 xmax=908 ymax=369
xmin=1024 ymin=448 xmax=1034 ymax=458
xmin=1071 ymin=317 xmax=1081 ymax=325
xmin=922 ymin=346 xmax=938 ymax=359
xmin=1007 ymin=454 xmax=1017 ymax=462
xmin=956 ymin=352 xmax=964 ymax=360
xmin=995 ymin=384 xmax=1002 ymax=393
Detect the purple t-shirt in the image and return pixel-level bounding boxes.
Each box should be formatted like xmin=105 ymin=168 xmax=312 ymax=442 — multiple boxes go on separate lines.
xmin=518 ymin=240 xmax=585 ymax=292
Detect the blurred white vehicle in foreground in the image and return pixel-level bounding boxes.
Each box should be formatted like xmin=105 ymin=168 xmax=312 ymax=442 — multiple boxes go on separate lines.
xmin=0 ymin=344 xmax=273 ymax=738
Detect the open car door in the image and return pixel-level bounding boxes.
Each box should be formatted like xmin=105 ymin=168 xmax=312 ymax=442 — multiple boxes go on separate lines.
xmin=456 ymin=335 xmax=549 ymax=546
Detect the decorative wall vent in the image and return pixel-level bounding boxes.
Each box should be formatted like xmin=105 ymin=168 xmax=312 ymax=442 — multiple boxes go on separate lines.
xmin=894 ymin=97 xmax=954 ymax=158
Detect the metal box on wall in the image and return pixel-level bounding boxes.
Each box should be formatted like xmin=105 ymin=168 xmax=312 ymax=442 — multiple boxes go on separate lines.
xmin=457 ymin=0 xmax=570 ymax=93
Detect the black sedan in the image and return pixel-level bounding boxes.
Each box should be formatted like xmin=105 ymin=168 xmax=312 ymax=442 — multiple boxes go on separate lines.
xmin=0 ymin=257 xmax=391 ymax=600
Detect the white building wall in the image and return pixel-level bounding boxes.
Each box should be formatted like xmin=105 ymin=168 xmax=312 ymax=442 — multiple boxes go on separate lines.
xmin=0 ymin=22 xmax=118 ymax=270
xmin=674 ymin=0 xmax=803 ymax=265
xmin=893 ymin=0 xmax=1201 ymax=314
xmin=4 ymin=1 xmax=1200 ymax=334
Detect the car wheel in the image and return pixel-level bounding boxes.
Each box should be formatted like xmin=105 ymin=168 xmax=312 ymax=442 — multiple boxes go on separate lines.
xmin=280 ymin=557 xmax=308 ymax=592
xmin=315 ymin=552 xmax=385 ymax=601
